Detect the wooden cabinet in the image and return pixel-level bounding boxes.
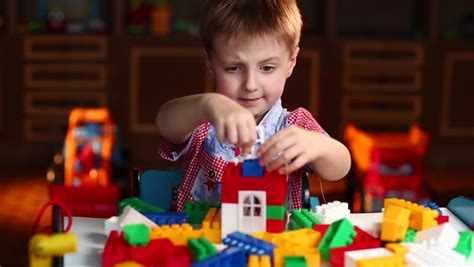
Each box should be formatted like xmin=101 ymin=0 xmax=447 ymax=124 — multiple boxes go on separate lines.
xmin=22 ymin=35 xmax=108 ymax=142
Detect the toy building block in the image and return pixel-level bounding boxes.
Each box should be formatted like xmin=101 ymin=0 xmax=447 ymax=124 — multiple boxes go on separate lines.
xmin=283 ymin=256 xmax=307 ymax=267
xmin=318 ymin=218 xmax=357 ymax=260
xmin=266 ymin=219 xmax=287 ymax=233
xmin=312 ymin=201 xmax=350 ymax=224
xmin=248 ymin=254 xmax=271 ymax=267
xmin=124 ymin=224 xmax=150 ymax=246
xmin=118 ymin=206 xmax=158 ymax=230
xmin=103 ymin=230 xmax=191 ymax=267
xmin=115 ymin=261 xmax=145 ymax=267
xmin=119 ymin=197 xmax=165 ymax=214
xmin=143 ymin=211 xmax=188 ymax=226
xmin=105 ymin=216 xmax=120 ymax=236
xmin=402 ymin=242 xmax=471 ymax=267
xmin=330 ymin=226 xmax=381 ymax=267
xmin=384 ymin=198 xmax=438 ymax=231
xmin=184 ymin=201 xmax=219 ymax=225
xmin=191 ymin=247 xmax=247 ymax=267
xmin=252 ymin=232 xmax=301 ymax=248
xmin=347 ymin=247 xmax=404 ymax=267
xmin=223 ymin=231 xmax=276 ymax=256
xmin=188 ymin=237 xmax=217 ymax=261
xmin=29 ymin=233 xmax=77 ymax=267
xmin=380 ymin=205 xmax=410 ymax=242
xmin=276 ymin=228 xmax=321 ymax=248
xmin=309 ymin=197 xmax=320 ymax=213
xmin=289 ymin=209 xmax=320 ymax=230
xmin=455 ymin=231 xmax=473 ymax=260
xmin=273 ymin=247 xmax=319 ymax=267
xmin=420 ymin=201 xmax=442 ymax=215
xmin=403 ymin=229 xmax=417 ymax=242
xmin=201 ymin=207 xmax=221 ymax=243
xmin=242 ymin=159 xmax=264 ymax=177
xmin=150 ymin=223 xmax=203 ymax=246
xmin=267 ymin=203 xmax=287 ymax=220
xmin=435 ymin=215 xmax=450 ymax=225
xmin=414 ymin=223 xmax=460 ymax=249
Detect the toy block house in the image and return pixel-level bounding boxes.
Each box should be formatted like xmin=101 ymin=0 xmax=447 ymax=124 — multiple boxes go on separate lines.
xmin=221 ymin=159 xmax=288 ymax=238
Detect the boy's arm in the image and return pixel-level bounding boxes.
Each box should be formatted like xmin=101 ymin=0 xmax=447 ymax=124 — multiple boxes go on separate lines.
xmin=156 ymin=93 xmax=257 ymax=155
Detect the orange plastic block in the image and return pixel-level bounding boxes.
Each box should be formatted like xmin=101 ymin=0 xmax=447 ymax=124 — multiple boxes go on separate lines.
xmin=276 ymin=228 xmax=321 ymax=248
xmin=273 ymin=247 xmax=320 ymax=267
xmin=149 ymin=224 xmax=203 ymax=245
xmin=248 ymin=254 xmax=271 ymax=267
xmin=385 ymin=243 xmax=409 ymax=258
xmin=115 ymin=262 xmax=145 ymax=267
xmin=381 ymin=205 xmax=410 ymax=242
xmin=252 ymin=232 xmax=301 ymax=248
xmin=384 ymin=198 xmax=438 ymax=230
xmin=356 ymin=254 xmax=404 ymax=267
xmin=201 ymin=208 xmax=221 ymax=244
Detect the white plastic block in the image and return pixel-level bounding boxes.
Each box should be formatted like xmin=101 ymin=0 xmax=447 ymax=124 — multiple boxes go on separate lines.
xmin=402 ymin=242 xmax=471 ymax=267
xmin=221 ymin=203 xmax=239 ymax=239
xmin=104 ymin=216 xmax=119 ymax=236
xmin=118 ymin=206 xmax=157 ymax=229
xmin=345 ymin=248 xmax=393 ymax=267
xmin=312 ymin=201 xmax=350 ymax=224
xmin=414 ymin=223 xmax=460 ymax=249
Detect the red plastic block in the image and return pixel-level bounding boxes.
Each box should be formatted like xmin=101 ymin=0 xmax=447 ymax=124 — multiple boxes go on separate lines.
xmin=103 ymin=231 xmax=191 ymax=267
xmin=221 ymin=162 xmax=288 ymax=205
xmin=330 ymin=226 xmax=381 ymax=267
xmin=313 ymin=224 xmax=330 ymax=236
xmin=266 ymin=219 xmax=286 ymax=233
xmin=435 ymin=215 xmax=449 ymax=225
xmin=50 ymin=184 xmax=120 ymax=218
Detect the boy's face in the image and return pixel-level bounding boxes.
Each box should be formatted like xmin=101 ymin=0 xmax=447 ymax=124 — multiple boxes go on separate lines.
xmin=206 ymin=34 xmax=298 ymax=122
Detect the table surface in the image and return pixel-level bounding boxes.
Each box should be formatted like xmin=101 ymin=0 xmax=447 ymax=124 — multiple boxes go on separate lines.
xmin=64 ymin=208 xmax=470 ymax=266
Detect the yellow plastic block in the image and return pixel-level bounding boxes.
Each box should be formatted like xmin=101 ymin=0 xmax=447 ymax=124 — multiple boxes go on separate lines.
xmin=202 ymin=208 xmax=221 ymax=243
xmin=384 ymin=198 xmax=438 ymax=230
xmin=273 ymin=247 xmax=320 ymax=267
xmin=115 ymin=261 xmax=145 ymax=267
xmin=276 ymin=228 xmax=321 ymax=248
xmin=248 ymin=254 xmax=272 ymax=267
xmin=385 ymin=243 xmax=409 ymax=257
xmin=356 ymin=254 xmax=404 ymax=267
xmin=381 ymin=205 xmax=410 ymax=242
xmin=252 ymin=232 xmax=300 ymax=248
xmin=150 ymin=223 xmax=203 ymax=245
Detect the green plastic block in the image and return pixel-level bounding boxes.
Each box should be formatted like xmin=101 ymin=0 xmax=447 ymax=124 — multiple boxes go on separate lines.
xmin=119 ymin=197 xmax=165 ymax=214
xmin=184 ymin=201 xmax=220 ymax=225
xmin=403 ymin=229 xmax=417 ymax=242
xmin=318 ymin=218 xmax=357 ymax=260
xmin=284 ymin=256 xmax=307 ymax=267
xmin=267 ymin=204 xmax=286 ymax=220
xmin=188 ymin=237 xmax=217 ymax=261
xmin=289 ymin=209 xmax=321 ymax=230
xmin=454 ymin=231 xmax=473 ymax=259
xmin=124 ymin=223 xmax=150 ymax=246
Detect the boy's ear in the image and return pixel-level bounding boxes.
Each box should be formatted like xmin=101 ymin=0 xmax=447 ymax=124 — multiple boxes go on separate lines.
xmin=287 ymin=47 xmax=300 ymax=78
xmin=205 ymin=54 xmax=215 ymax=77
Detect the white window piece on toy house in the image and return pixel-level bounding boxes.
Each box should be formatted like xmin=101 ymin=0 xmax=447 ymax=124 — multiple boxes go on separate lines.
xmin=238 ymin=191 xmax=266 ymax=233
xmin=414 ymin=223 xmax=460 ymax=249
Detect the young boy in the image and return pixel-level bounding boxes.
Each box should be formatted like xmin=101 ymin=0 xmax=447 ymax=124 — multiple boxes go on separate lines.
xmin=156 ymin=0 xmax=351 ymax=211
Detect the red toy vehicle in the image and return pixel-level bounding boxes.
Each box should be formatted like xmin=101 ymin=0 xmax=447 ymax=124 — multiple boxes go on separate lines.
xmin=345 ymin=124 xmax=430 ymax=212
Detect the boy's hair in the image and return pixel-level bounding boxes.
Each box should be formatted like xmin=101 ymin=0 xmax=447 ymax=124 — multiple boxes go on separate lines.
xmin=200 ymin=0 xmax=302 ymax=56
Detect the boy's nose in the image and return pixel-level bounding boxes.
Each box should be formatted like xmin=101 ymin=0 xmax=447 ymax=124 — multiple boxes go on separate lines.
xmin=244 ymin=72 xmax=258 ymax=92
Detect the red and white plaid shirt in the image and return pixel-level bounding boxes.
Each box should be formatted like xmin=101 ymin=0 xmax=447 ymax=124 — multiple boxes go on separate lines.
xmin=157 ymin=103 xmax=326 ymax=211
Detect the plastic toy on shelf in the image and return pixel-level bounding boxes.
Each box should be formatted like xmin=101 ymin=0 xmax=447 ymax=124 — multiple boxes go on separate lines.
xmin=344 ymin=124 xmax=430 ymax=212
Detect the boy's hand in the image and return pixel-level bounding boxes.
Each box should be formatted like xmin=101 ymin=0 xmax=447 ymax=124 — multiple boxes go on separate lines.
xmin=205 ymin=94 xmax=257 ymax=157
xmin=256 ymin=125 xmax=327 ymax=174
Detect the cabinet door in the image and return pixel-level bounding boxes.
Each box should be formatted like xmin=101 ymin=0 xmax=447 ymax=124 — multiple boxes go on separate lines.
xmin=129 ymin=46 xmax=211 ymax=133
xmin=440 ymin=52 xmax=474 ymax=137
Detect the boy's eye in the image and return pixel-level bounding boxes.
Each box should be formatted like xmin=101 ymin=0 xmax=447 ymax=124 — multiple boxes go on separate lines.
xmin=225 ymin=66 xmax=240 ymax=72
xmin=261 ymin=65 xmax=275 ymax=72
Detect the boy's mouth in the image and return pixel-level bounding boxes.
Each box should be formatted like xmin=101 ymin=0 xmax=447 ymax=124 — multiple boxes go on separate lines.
xmin=238 ymin=97 xmax=262 ymax=106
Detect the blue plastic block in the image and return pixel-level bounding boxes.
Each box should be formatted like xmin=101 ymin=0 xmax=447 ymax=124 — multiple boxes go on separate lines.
xmin=142 ymin=211 xmax=188 ymax=226
xmin=242 ymin=159 xmax=264 ymax=177
xmin=192 ymin=247 xmax=246 ymax=267
xmin=222 ymin=231 xmax=275 ymax=256
xmin=309 ymin=197 xmax=320 ymax=212
xmin=420 ymin=201 xmax=442 ymax=215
